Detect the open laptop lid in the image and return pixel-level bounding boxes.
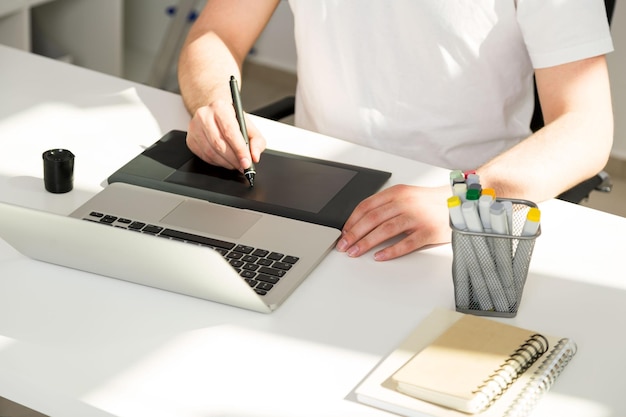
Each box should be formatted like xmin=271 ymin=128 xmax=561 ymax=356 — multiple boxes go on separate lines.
xmin=107 ymin=130 xmax=391 ymax=230
xmin=0 ymin=201 xmax=271 ymax=313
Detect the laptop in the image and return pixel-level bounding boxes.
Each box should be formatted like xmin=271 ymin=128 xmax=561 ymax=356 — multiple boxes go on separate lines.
xmin=0 ymin=183 xmax=340 ymax=313
xmin=0 ymin=132 xmax=390 ymax=312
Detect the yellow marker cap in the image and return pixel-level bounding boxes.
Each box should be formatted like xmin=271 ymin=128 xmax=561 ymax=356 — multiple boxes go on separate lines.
xmin=447 ymin=195 xmax=461 ymax=208
xmin=527 ymin=207 xmax=541 ymax=223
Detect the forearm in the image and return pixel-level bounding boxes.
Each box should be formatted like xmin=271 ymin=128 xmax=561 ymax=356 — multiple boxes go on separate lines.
xmin=478 ymin=55 xmax=613 ymax=202
xmin=177 ymin=0 xmax=280 ymax=116
xmin=178 ymin=32 xmax=242 ymax=116
xmin=478 ymin=111 xmax=613 ymax=202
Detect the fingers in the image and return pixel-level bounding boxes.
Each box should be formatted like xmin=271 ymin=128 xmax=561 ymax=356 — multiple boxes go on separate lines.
xmin=245 ymin=113 xmax=266 ymax=164
xmin=186 ymin=100 xmax=266 ymax=171
xmin=187 ymin=105 xmax=237 ymax=169
xmin=336 ymin=185 xmax=451 ymax=261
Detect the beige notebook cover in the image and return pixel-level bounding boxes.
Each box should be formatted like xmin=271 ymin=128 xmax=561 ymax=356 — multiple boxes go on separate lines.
xmin=391 ymin=314 xmax=548 ymax=413
xmin=354 ymin=309 xmax=576 ymax=417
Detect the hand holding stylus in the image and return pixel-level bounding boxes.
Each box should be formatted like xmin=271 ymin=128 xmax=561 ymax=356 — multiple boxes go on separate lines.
xmin=230 ymin=75 xmax=256 ymax=187
xmin=184 ymin=78 xmax=265 ymax=185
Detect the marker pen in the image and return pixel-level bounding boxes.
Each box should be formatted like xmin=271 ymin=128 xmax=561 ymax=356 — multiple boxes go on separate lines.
xmin=482 ymin=188 xmax=496 ymax=200
xmin=513 ymin=208 xmax=541 ymax=291
xmin=453 ymin=183 xmax=468 ymax=202
xmin=447 ymin=196 xmax=467 ymax=230
xmin=450 ymin=170 xmax=464 ymax=185
xmin=448 ymin=196 xmax=470 ymax=309
xmin=451 ymin=176 xmax=466 ymax=197
xmin=478 ymin=194 xmax=494 ymax=233
xmin=502 ymin=200 xmax=513 ymax=234
xmin=489 ymin=202 xmax=510 ymax=235
xmin=452 ymin=177 xmax=466 ymax=186
xmin=468 ymin=182 xmax=482 ymax=195
xmin=490 ymin=202 xmax=516 ymax=307
xmin=464 ymin=169 xmax=476 ymax=179
xmin=465 ymin=188 xmax=481 ymax=205
xmin=521 ymin=207 xmax=541 ymax=237
xmin=461 ymin=200 xmax=483 ymax=233
xmin=466 ymin=173 xmax=480 ymax=186
xmin=461 ymin=201 xmax=508 ymax=312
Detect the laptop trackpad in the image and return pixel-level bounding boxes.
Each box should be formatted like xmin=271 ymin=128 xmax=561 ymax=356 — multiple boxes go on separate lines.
xmin=160 ymin=200 xmax=261 ymax=239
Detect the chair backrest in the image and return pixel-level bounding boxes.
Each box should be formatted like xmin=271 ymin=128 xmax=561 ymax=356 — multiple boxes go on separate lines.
xmin=530 ymin=0 xmax=615 ymax=132
xmin=606 ymin=0 xmax=616 ymax=23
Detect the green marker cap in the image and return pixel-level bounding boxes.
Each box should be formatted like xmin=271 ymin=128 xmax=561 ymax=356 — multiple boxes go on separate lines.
xmin=466 ymin=188 xmax=480 ymax=201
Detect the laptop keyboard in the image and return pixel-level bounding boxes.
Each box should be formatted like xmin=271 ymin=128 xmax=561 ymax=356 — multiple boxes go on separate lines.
xmin=82 ymin=211 xmax=299 ymax=296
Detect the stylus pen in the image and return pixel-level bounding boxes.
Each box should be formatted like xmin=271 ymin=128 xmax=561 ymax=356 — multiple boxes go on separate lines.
xmin=229 ymin=75 xmax=256 ymax=187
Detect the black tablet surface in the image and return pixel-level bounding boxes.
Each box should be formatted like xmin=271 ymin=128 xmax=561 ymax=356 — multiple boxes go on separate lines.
xmin=107 ymin=130 xmax=391 ymax=229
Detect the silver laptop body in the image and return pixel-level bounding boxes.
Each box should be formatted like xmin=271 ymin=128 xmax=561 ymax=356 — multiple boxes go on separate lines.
xmin=0 ymin=183 xmax=340 ymax=312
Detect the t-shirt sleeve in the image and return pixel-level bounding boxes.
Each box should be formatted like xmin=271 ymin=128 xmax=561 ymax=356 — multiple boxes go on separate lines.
xmin=516 ymin=0 xmax=614 ymax=68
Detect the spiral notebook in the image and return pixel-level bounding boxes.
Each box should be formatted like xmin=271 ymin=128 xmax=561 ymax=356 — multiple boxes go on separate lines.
xmin=354 ymin=309 xmax=576 ymax=417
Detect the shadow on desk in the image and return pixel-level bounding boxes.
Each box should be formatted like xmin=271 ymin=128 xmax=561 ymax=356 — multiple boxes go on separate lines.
xmin=0 ymin=396 xmax=48 ymax=417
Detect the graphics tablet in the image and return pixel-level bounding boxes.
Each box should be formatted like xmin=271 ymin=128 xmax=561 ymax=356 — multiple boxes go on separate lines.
xmin=107 ymin=130 xmax=391 ymax=229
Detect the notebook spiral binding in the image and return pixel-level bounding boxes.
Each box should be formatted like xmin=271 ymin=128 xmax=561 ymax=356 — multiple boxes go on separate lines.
xmin=471 ymin=333 xmax=550 ymax=412
xmin=503 ymin=338 xmax=578 ymax=417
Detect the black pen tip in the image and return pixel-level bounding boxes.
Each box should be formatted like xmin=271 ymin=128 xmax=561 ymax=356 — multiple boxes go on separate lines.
xmin=245 ymin=172 xmax=255 ymax=188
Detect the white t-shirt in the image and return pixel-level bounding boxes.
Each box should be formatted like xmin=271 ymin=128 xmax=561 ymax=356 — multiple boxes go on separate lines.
xmin=287 ymin=0 xmax=613 ymax=170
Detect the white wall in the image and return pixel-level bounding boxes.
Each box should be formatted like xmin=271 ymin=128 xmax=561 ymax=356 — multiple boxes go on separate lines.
xmin=125 ymin=0 xmax=202 ymax=55
xmin=122 ymin=0 xmax=294 ymax=84
xmin=246 ymin=1 xmax=296 ymax=73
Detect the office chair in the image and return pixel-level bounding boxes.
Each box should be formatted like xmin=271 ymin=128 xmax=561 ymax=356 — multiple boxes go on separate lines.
xmin=251 ymin=1 xmax=615 ymax=204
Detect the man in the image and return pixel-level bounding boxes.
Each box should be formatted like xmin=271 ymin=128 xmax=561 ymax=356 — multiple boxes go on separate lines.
xmin=178 ymin=0 xmax=613 ymax=261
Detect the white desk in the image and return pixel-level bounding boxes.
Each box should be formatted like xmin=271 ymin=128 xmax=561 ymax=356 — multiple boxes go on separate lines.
xmin=1 ymin=44 xmax=625 ymax=417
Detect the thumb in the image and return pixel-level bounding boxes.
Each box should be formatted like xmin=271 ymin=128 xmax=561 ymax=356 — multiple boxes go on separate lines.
xmin=245 ymin=117 xmax=267 ymax=163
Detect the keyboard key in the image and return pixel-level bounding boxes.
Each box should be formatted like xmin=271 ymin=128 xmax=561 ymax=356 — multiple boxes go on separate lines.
xmin=252 ymin=249 xmax=269 ymax=257
xmin=256 ymin=274 xmax=279 ymax=284
xmin=256 ymin=282 xmax=274 ymax=291
xmin=258 ymin=266 xmax=286 ymax=278
xmin=234 ymin=245 xmax=254 ymax=254
xmin=143 ymin=225 xmax=163 ymax=234
xmin=100 ymin=215 xmax=117 ymax=224
xmin=129 ymin=221 xmax=145 ymax=230
xmin=282 ymin=256 xmax=299 ymax=264
xmin=272 ymin=261 xmax=292 ymax=271
xmin=267 ymin=252 xmax=284 ymax=261
xmin=229 ymin=259 xmax=244 ymax=268
xmin=240 ymin=270 xmax=257 ymax=279
xmin=242 ymin=263 xmax=259 ymax=271
xmin=257 ymin=258 xmax=273 ymax=267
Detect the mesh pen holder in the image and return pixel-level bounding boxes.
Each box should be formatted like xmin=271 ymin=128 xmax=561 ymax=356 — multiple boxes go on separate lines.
xmin=451 ymin=198 xmax=540 ymax=318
